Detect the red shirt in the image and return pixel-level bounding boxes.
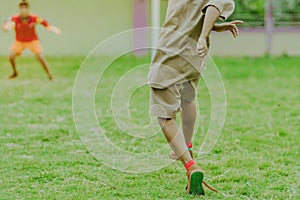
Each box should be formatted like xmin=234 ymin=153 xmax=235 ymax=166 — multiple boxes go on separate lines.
xmin=10 ymin=15 xmax=49 ymax=42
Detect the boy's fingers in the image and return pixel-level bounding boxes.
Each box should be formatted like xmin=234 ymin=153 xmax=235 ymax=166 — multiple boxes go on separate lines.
xmin=196 ymin=37 xmax=208 ymax=57
xmin=230 ymin=25 xmax=237 ymax=35
xmin=233 ymin=25 xmax=238 ymax=35
xmin=198 ymin=51 xmax=207 ymax=58
xmin=200 ymin=49 xmax=207 ymax=57
xmin=236 ymin=26 xmax=239 ymax=36
xmin=231 ymin=20 xmax=244 ymax=25
xmin=232 ymin=24 xmax=240 ymax=37
xmin=201 ymin=51 xmax=208 ymax=57
xmin=229 ymin=29 xmax=235 ymax=37
xmin=230 ymin=29 xmax=236 ymax=38
xmin=196 ymin=48 xmax=207 ymax=57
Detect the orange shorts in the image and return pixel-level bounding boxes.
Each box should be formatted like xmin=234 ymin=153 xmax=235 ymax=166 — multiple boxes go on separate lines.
xmin=10 ymin=40 xmax=43 ymax=55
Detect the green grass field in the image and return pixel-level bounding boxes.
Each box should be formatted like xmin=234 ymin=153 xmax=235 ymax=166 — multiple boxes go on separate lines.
xmin=0 ymin=55 xmax=299 ymax=199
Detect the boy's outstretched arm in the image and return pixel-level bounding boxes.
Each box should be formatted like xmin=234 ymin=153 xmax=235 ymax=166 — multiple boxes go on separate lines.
xmin=36 ymin=16 xmax=61 ymax=35
xmin=196 ymin=5 xmax=220 ymax=57
xmin=213 ymin=20 xmax=244 ymax=38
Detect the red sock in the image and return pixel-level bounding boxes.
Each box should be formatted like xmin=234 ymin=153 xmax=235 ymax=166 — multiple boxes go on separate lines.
xmin=184 ymin=160 xmax=195 ymax=171
xmin=186 ymin=142 xmax=193 ymax=150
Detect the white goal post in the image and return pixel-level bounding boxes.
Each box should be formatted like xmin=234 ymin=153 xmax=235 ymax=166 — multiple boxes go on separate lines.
xmin=151 ymin=0 xmax=161 ymax=49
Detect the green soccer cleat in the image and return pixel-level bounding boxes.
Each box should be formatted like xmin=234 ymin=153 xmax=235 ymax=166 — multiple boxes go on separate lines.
xmin=186 ymin=164 xmax=205 ymax=195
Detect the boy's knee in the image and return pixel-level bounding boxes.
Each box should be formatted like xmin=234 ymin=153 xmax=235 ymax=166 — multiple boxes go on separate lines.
xmin=181 ymin=98 xmax=194 ymax=105
xmin=157 ymin=117 xmax=175 ymax=129
xmin=158 ymin=117 xmax=172 ymax=122
xmin=9 ymin=53 xmax=17 ymax=59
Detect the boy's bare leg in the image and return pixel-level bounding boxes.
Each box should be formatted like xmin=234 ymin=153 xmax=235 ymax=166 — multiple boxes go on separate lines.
xmin=36 ymin=53 xmax=53 ymax=80
xmin=169 ymin=99 xmax=196 ymax=159
xmin=8 ymin=52 xmax=18 ymax=79
xmin=181 ymin=99 xmax=196 ymax=144
xmin=197 ymin=5 xmax=221 ymax=57
xmin=159 ymin=117 xmax=206 ymax=195
xmin=158 ymin=117 xmax=193 ymax=164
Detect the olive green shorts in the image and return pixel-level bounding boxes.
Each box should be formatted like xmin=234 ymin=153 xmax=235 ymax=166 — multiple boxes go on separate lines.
xmin=150 ymin=79 xmax=199 ymax=118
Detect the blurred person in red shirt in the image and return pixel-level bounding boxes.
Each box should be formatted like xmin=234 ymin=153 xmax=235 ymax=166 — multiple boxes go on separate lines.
xmin=2 ymin=0 xmax=61 ymax=80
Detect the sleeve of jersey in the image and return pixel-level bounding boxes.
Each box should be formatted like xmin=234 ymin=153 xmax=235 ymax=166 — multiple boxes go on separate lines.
xmin=36 ymin=16 xmax=49 ymax=27
xmin=202 ymin=0 xmax=235 ymax=20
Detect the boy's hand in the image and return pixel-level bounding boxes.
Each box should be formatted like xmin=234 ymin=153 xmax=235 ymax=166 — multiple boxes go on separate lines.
xmin=2 ymin=21 xmax=15 ymax=32
xmin=213 ymin=20 xmax=244 ymax=38
xmin=47 ymin=25 xmax=62 ymax=35
xmin=196 ymin=37 xmax=208 ymax=58
xmin=196 ymin=20 xmax=243 ymax=57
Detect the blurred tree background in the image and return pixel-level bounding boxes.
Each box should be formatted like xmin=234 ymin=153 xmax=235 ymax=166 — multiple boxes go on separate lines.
xmin=273 ymin=0 xmax=300 ymax=26
xmin=228 ymin=0 xmax=300 ymax=27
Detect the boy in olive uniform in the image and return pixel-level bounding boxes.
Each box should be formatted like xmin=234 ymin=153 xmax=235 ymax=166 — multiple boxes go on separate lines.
xmin=148 ymin=0 xmax=243 ymax=195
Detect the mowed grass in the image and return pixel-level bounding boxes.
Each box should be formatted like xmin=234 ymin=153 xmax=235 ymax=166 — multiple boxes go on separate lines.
xmin=0 ymin=55 xmax=299 ymax=199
